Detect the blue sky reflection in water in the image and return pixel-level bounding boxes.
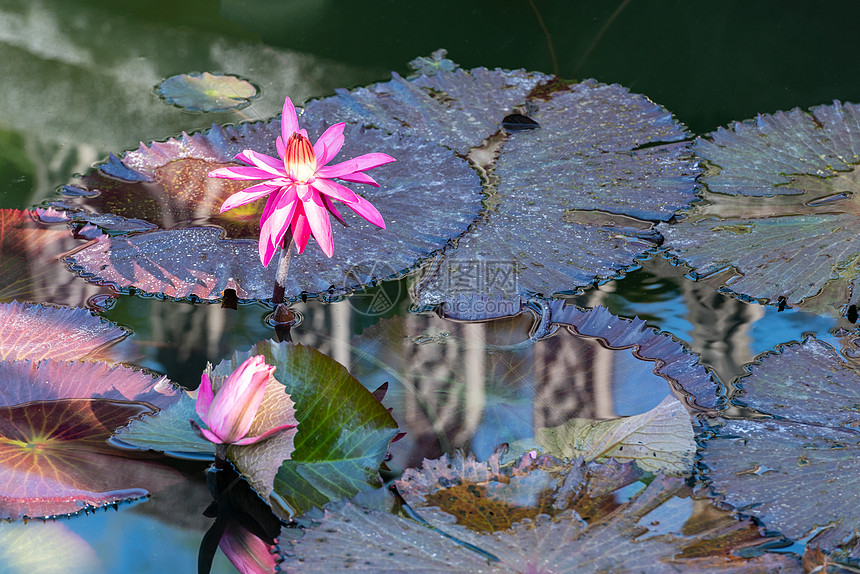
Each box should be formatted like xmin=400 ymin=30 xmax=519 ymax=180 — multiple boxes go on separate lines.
xmin=1 ymin=0 xmax=860 ymax=571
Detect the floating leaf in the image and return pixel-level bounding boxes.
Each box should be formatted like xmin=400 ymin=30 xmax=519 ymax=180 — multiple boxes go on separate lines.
xmin=532 ymin=395 xmax=695 ymax=475
xmin=303 ymin=67 xmax=549 ymax=154
xmin=110 ymin=391 xmax=213 ymax=458
xmin=157 ymin=72 xmax=259 ymax=113
xmin=279 ymin=453 xmax=799 ymax=572
xmin=60 ymin=122 xmax=482 ymax=303
xmin=659 ymin=101 xmax=860 ymax=316
xmin=0 ymin=301 xmax=128 ymax=362
xmin=0 ymin=209 xmax=110 ymax=308
xmin=409 ymin=78 xmax=699 ymax=319
xmin=701 ymin=337 xmax=860 ymax=554
xmin=211 ymin=342 xmax=399 ymax=518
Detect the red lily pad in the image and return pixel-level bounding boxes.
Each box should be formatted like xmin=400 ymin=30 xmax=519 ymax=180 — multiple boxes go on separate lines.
xmin=60 ymin=122 xmax=482 ymax=303
xmin=0 ymin=301 xmax=128 ymax=362
xmin=0 ymin=209 xmax=111 ymax=308
xmin=0 ymin=358 xmax=181 ymax=519
xmin=157 ymin=72 xmax=259 ymax=113
xmin=278 ymin=453 xmax=799 ymax=573
xmin=701 ymin=337 xmax=860 ymax=555
xmin=407 ymin=78 xmax=699 ymax=320
xmin=659 ymin=101 xmax=860 ymax=317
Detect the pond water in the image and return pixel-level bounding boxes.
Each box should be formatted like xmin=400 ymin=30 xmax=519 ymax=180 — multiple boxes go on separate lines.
xmin=2 ymin=1 xmax=860 ymax=572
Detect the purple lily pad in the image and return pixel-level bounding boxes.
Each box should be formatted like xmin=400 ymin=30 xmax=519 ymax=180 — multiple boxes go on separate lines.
xmin=701 ymin=337 xmax=860 ymax=554
xmin=0 ymin=209 xmax=111 ymax=308
xmin=60 ymin=121 xmax=482 ymax=303
xmin=278 ymin=453 xmax=799 ymax=573
xmin=157 ymin=72 xmax=259 ymax=113
xmin=658 ymin=101 xmax=860 ymax=316
xmin=303 ymin=67 xmax=550 ymax=155
xmin=411 ymin=79 xmax=700 ymax=320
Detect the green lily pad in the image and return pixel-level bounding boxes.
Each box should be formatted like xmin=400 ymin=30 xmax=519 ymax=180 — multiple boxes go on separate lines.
xmin=213 ymin=341 xmax=398 ymax=519
xmin=659 ymin=101 xmax=860 ymax=316
xmin=701 ymin=337 xmax=860 ymax=555
xmin=157 ymin=72 xmax=259 ymax=113
xmin=278 ymin=453 xmax=799 ymax=572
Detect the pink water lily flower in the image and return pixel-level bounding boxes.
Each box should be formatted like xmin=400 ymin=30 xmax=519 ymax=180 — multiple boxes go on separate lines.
xmin=208 ymin=96 xmax=395 ymax=266
xmin=194 ymin=355 xmax=294 ymax=446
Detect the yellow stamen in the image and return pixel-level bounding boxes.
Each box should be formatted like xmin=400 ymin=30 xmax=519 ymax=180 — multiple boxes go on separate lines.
xmin=285 ymin=132 xmax=317 ymax=183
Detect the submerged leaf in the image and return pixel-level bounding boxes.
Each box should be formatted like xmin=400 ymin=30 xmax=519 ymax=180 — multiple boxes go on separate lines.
xmin=411 ymin=79 xmax=699 ymax=319
xmin=157 ymin=72 xmax=258 ymax=113
xmin=701 ymin=337 xmax=860 ymax=554
xmin=533 ymin=395 xmax=695 ymax=475
xmin=279 ymin=453 xmax=799 ymax=573
xmin=0 ymin=301 xmax=128 ymax=362
xmin=61 ymin=123 xmax=482 ymax=303
xmin=211 ymin=342 xmax=399 ymax=518
xmin=0 ymin=209 xmax=110 ymax=308
xmin=659 ymin=101 xmax=860 ymax=315
xmin=0 ymin=521 xmax=103 ymax=574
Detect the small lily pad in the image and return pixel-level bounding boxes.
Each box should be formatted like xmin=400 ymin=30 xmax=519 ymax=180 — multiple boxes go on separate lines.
xmin=60 ymin=121 xmax=482 ymax=303
xmin=157 ymin=72 xmax=259 ymax=113
xmin=279 ymin=453 xmax=799 ymax=572
xmin=659 ymin=101 xmax=860 ymax=316
xmin=701 ymin=337 xmax=860 ymax=554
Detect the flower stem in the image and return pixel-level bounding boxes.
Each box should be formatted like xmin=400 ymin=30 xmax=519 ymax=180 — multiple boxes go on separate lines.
xmin=272 ymin=231 xmax=294 ymax=304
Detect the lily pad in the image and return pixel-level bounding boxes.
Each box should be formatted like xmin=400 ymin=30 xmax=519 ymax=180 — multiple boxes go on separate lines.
xmin=408 ymin=78 xmax=699 ymax=320
xmin=529 ymin=395 xmax=695 ymax=475
xmin=0 ymin=209 xmax=110 ymax=308
xmin=701 ymin=337 xmax=860 ymax=554
xmin=0 ymin=521 xmax=103 ymax=574
xmin=157 ymin=72 xmax=259 ymax=113
xmin=0 ymin=359 xmax=181 ymax=519
xmin=60 ymin=122 xmax=482 ymax=303
xmin=0 ymin=301 xmax=128 ymax=362
xmin=658 ymin=101 xmax=860 ymax=316
xmin=212 ymin=342 xmax=398 ymax=518
xmin=278 ymin=453 xmax=799 ymax=573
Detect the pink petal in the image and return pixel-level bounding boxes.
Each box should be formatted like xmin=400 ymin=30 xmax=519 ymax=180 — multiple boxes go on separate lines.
xmin=291 ymin=209 xmax=312 ymax=254
xmin=259 ymin=233 xmax=278 ymax=267
xmin=220 ymin=183 xmax=279 ymax=213
xmin=281 ymin=97 xmax=299 ymax=142
xmin=231 ymin=422 xmax=297 ymax=446
xmin=335 ymin=171 xmax=380 ymax=187
xmin=242 ymin=150 xmax=288 ymax=178
xmin=311 ymin=177 xmax=359 ymax=204
xmin=200 ymin=427 xmax=224 ymax=445
xmin=196 ymin=373 xmax=215 ymax=420
xmin=315 ymin=152 xmax=396 ymax=179
xmin=268 ymin=188 xmax=300 ymax=252
xmin=312 ymin=122 xmax=345 ymax=166
xmin=208 ymin=165 xmax=275 ymax=181
xmin=302 ymin=193 xmax=334 ymax=257
xmin=276 ymin=136 xmax=286 ymax=160
xmin=205 ymin=357 xmax=270 ymax=443
xmin=218 ymin=521 xmax=279 ymax=574
xmin=344 ymin=195 xmax=386 ymax=229
xmin=321 ymin=194 xmax=347 ymax=226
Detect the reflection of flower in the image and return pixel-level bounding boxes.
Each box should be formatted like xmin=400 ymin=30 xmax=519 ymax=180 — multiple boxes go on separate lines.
xmin=208 ymin=97 xmax=395 ymax=266
xmin=194 ymin=355 xmax=294 ymax=446
xmin=219 ymin=520 xmax=279 ymax=574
